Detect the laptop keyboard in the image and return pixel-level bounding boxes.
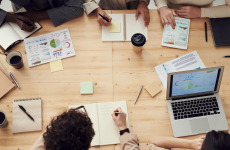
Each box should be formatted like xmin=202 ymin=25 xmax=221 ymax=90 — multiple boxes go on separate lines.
xmin=171 ymin=97 xmax=220 ymax=120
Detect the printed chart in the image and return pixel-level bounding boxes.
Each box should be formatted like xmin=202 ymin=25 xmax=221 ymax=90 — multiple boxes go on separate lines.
xmin=24 ymin=28 xmax=76 ymax=67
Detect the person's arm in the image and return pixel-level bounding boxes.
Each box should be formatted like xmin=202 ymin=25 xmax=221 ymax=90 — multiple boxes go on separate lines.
xmin=149 ymin=136 xmax=205 ymax=150
xmin=136 ymin=1 xmax=150 ymax=27
xmin=83 ymin=0 xmax=99 ymax=15
xmin=0 ymin=9 xmax=7 ymax=26
xmin=111 ymin=107 xmax=140 ymax=150
xmin=30 ymin=135 xmax=45 ymax=150
xmin=201 ymin=0 xmax=230 ymax=18
xmin=153 ymin=0 xmax=177 ymax=29
xmin=153 ymin=0 xmax=167 ymax=9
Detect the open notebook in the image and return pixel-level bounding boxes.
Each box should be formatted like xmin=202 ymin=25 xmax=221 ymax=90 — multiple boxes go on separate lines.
xmin=69 ymin=101 xmax=129 ymax=146
xmin=102 ymin=14 xmax=148 ymax=41
xmin=0 ymin=8 xmax=42 ymax=50
xmin=12 ymin=98 xmax=42 ymax=133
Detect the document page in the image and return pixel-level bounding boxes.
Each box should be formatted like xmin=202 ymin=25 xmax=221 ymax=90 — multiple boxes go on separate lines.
xmin=155 ymin=51 xmax=206 ymax=90
xmin=162 ymin=17 xmax=190 ymax=50
xmin=97 ymin=101 xmax=129 ymax=145
xmin=125 ymin=14 xmax=148 ymax=41
xmin=68 ymin=103 xmax=100 ymax=146
xmin=24 ymin=28 xmax=76 ymax=67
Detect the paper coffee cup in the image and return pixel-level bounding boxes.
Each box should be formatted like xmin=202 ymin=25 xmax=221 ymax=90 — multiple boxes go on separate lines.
xmin=131 ymin=33 xmax=146 ymax=52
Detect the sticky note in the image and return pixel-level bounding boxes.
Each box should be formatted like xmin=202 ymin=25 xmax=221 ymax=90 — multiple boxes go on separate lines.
xmin=109 ymin=22 xmax=120 ymax=33
xmin=144 ymin=81 xmax=162 ymax=97
xmin=50 ymin=59 xmax=63 ymax=73
xmin=81 ymin=82 xmax=93 ymax=94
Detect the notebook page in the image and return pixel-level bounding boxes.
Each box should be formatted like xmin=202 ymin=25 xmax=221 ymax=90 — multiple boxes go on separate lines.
xmin=97 ymin=101 xmax=129 ymax=145
xmin=68 ymin=103 xmax=100 ymax=146
xmin=9 ymin=22 xmax=41 ymax=39
xmin=125 ymin=14 xmax=148 ymax=41
xmin=0 ymin=23 xmax=21 ymax=50
xmin=12 ymin=98 xmax=42 ymax=133
xmin=102 ymin=14 xmax=125 ymax=41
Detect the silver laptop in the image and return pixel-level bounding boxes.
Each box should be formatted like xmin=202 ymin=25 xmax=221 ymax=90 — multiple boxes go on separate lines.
xmin=166 ymin=66 xmax=228 ymax=137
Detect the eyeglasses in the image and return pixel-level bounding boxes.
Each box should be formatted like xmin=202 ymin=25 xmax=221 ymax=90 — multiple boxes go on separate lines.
xmin=75 ymin=105 xmax=88 ymax=116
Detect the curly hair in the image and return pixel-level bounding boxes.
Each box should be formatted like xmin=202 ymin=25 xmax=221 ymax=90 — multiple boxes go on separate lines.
xmin=43 ymin=108 xmax=95 ymax=150
xmin=201 ymin=130 xmax=230 ymax=150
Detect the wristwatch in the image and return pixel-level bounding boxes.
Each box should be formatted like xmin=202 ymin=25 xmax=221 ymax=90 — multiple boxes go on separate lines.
xmin=120 ymin=128 xmax=130 ymax=135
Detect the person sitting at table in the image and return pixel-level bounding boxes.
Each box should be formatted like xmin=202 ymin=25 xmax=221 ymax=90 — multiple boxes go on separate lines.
xmin=0 ymin=0 xmax=84 ymax=32
xmin=148 ymin=130 xmax=230 ymax=150
xmin=29 ymin=107 xmax=138 ymax=150
xmin=83 ymin=0 xmax=150 ymax=27
xmin=154 ymin=0 xmax=230 ymax=29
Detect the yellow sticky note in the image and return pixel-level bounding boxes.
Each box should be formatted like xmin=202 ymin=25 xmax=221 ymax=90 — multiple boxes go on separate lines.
xmin=50 ymin=59 xmax=63 ymax=73
xmin=109 ymin=22 xmax=120 ymax=33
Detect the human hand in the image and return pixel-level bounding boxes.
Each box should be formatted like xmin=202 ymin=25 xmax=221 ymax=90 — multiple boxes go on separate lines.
xmin=111 ymin=107 xmax=127 ymax=131
xmin=16 ymin=9 xmax=43 ymax=22
xmin=175 ymin=6 xmax=201 ymax=19
xmin=158 ymin=6 xmax=178 ymax=29
xmin=94 ymin=7 xmax=112 ymax=26
xmin=190 ymin=136 xmax=205 ymax=150
xmin=15 ymin=15 xmax=36 ymax=32
xmin=136 ymin=1 xmax=150 ymax=27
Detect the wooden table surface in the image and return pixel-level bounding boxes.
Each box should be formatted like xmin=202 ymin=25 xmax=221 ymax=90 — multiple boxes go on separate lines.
xmin=0 ymin=10 xmax=230 ymax=150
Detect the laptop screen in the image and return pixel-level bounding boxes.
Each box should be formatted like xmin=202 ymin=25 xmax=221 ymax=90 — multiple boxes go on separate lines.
xmin=170 ymin=69 xmax=221 ymax=97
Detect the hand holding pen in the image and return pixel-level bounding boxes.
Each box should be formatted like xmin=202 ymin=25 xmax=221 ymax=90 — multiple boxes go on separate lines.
xmin=94 ymin=7 xmax=112 ymax=26
xmin=111 ymin=107 xmax=127 ymax=130
xmin=15 ymin=16 xmax=36 ymax=32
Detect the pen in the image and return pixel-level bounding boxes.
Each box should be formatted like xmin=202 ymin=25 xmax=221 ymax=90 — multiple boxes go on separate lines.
xmin=99 ymin=13 xmax=109 ymax=22
xmin=205 ymin=22 xmax=207 ymax=42
xmin=223 ymin=56 xmax=230 ymax=58
xmin=9 ymin=72 xmax=21 ymax=90
xmin=115 ymin=112 xmax=125 ymax=114
xmin=17 ymin=17 xmax=33 ymax=27
xmin=18 ymin=105 xmax=35 ymax=121
xmin=134 ymin=85 xmax=143 ymax=105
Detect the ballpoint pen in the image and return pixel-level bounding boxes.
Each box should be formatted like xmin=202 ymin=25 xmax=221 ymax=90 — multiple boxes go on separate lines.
xmin=134 ymin=85 xmax=143 ymax=105
xmin=99 ymin=13 xmax=109 ymax=22
xmin=115 ymin=112 xmax=125 ymax=114
xmin=9 ymin=72 xmax=21 ymax=90
xmin=18 ymin=105 xmax=35 ymax=121
xmin=222 ymin=56 xmax=230 ymax=58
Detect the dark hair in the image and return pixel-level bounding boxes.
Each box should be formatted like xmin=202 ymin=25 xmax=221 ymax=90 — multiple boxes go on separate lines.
xmin=201 ymin=130 xmax=230 ymax=150
xmin=43 ymin=108 xmax=95 ymax=150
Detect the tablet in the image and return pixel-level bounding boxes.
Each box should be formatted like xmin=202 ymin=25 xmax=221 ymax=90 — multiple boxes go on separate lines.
xmin=161 ymin=17 xmax=190 ymax=50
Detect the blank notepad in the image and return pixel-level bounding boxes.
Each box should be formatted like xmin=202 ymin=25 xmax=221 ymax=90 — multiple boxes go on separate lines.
xmin=12 ymin=98 xmax=42 ymax=133
xmin=145 ymin=81 xmax=162 ymax=97
xmin=81 ymin=82 xmax=93 ymax=94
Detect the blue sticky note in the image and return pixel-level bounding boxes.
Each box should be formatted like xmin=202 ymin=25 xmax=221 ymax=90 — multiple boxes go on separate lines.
xmin=80 ymin=82 xmax=93 ymax=94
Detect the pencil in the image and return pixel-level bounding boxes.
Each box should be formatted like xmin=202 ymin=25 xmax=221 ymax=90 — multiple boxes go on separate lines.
xmin=115 ymin=112 xmax=125 ymax=114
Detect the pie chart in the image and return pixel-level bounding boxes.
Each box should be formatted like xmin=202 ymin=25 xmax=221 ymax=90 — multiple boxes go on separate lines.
xmin=50 ymin=39 xmax=61 ymax=48
xmin=183 ymin=82 xmax=193 ymax=89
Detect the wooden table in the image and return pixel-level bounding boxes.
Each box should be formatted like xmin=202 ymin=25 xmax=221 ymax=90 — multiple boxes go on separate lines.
xmin=0 ymin=10 xmax=229 ymax=150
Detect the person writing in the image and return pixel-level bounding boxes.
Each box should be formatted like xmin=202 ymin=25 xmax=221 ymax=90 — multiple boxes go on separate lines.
xmin=154 ymin=0 xmax=230 ymax=29
xmin=149 ymin=130 xmax=230 ymax=150
xmin=83 ymin=0 xmax=151 ymax=27
xmin=29 ymin=107 xmax=138 ymax=150
xmin=0 ymin=0 xmax=84 ymax=32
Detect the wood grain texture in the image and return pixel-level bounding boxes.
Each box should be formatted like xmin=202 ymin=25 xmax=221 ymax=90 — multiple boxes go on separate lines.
xmin=0 ymin=10 xmax=230 ymax=150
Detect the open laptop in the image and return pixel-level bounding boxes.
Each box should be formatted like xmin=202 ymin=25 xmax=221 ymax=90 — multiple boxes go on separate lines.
xmin=166 ymin=66 xmax=228 ymax=137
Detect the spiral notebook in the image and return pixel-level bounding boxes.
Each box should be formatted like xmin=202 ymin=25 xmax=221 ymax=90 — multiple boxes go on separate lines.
xmin=12 ymin=98 xmax=42 ymax=133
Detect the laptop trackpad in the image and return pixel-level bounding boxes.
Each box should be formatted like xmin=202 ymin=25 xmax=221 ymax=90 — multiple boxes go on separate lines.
xmin=190 ymin=118 xmax=210 ymax=133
